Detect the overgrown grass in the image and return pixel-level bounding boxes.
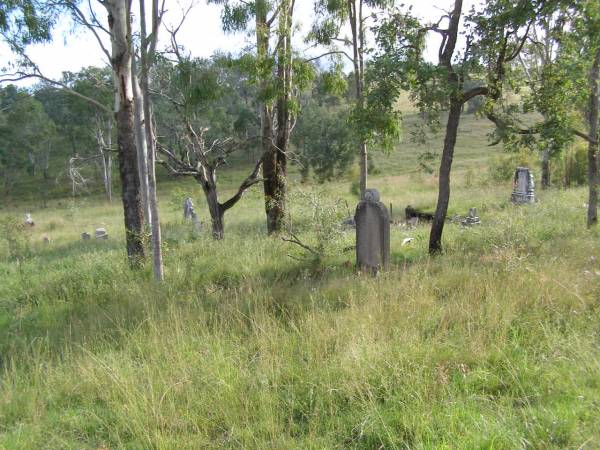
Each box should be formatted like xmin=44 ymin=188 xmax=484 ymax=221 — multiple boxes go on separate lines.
xmin=2 ymin=114 xmax=600 ymax=448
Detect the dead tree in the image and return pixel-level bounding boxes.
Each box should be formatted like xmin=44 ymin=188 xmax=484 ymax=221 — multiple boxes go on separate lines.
xmin=159 ymin=124 xmax=263 ymax=240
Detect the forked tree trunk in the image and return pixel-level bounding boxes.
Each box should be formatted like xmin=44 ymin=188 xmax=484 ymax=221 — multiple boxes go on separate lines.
xmin=587 ymin=47 xmax=600 ymax=227
xmin=429 ymin=100 xmax=462 ymax=254
xmin=204 ymin=184 xmax=225 ymax=240
xmin=104 ymin=0 xmax=145 ymax=264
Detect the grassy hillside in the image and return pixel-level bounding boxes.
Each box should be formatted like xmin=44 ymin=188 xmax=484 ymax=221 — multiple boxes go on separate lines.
xmin=1 ymin=113 xmax=600 ymax=448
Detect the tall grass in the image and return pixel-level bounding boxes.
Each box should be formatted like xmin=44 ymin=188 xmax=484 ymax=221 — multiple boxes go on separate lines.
xmin=1 ymin=115 xmax=600 ymax=448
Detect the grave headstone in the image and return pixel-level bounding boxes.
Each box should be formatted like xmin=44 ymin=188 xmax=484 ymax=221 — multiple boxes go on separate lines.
xmin=511 ymin=167 xmax=535 ymax=204
xmin=184 ymin=197 xmax=202 ymax=230
xmin=462 ymin=207 xmax=481 ymax=226
xmin=355 ymin=189 xmax=390 ymax=273
xmin=95 ymin=227 xmax=108 ymax=239
xmin=183 ymin=197 xmax=194 ymax=220
xmin=81 ymin=231 xmax=91 ymax=240
xmin=24 ymin=213 xmax=34 ymax=226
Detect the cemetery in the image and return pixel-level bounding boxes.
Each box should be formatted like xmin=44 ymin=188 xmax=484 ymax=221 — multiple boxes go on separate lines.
xmin=1 ymin=0 xmax=599 ymax=448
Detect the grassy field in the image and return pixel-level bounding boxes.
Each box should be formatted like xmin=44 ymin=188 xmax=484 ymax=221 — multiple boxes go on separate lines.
xmin=1 ymin=113 xmax=600 ymax=448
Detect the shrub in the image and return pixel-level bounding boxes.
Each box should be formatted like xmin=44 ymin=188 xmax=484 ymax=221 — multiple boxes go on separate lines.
xmin=488 ymin=150 xmax=536 ymax=182
xmin=552 ymin=143 xmax=588 ymax=187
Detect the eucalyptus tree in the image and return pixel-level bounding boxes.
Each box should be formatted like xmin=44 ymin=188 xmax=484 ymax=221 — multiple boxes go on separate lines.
xmin=372 ymin=0 xmax=549 ymax=254
xmin=516 ymin=9 xmax=569 ymax=189
xmin=308 ymin=0 xmax=396 ymax=197
xmin=486 ymin=0 xmax=599 ymax=226
xmin=154 ymin=49 xmax=264 ymax=240
xmin=209 ymin=0 xmax=300 ymax=234
xmin=0 ymin=0 xmax=54 ymax=51
xmin=562 ymin=0 xmax=600 ymax=226
xmin=0 ymin=86 xmax=57 ymax=199
xmin=36 ymin=67 xmax=116 ymax=201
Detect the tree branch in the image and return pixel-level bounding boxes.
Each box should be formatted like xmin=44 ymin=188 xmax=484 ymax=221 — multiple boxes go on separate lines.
xmin=219 ymin=156 xmax=263 ymax=211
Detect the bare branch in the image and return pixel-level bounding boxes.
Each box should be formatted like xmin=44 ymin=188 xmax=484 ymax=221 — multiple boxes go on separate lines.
xmin=219 ymin=157 xmax=264 ymax=211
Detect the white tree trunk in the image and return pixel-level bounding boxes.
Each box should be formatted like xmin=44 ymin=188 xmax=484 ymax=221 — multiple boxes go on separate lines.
xmin=139 ymin=0 xmax=164 ymax=280
xmin=132 ymin=63 xmax=152 ymax=224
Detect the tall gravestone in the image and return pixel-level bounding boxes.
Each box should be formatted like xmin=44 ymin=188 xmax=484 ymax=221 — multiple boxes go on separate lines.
xmin=511 ymin=167 xmax=535 ymax=204
xmin=355 ymin=189 xmax=390 ymax=273
xmin=183 ymin=197 xmax=194 ymax=220
xmin=183 ymin=197 xmax=201 ymax=230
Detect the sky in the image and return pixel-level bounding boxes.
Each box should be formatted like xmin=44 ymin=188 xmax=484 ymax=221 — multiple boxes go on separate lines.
xmin=0 ymin=0 xmax=480 ymax=85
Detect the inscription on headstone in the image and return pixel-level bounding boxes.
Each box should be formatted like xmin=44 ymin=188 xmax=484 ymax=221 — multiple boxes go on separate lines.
xmin=355 ymin=189 xmax=390 ymax=273
xmin=511 ymin=167 xmax=535 ymax=204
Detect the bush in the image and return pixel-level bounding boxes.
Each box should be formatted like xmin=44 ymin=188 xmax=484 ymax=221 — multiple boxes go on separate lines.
xmin=488 ymin=151 xmax=536 ymax=182
xmin=552 ymin=143 xmax=588 ymax=187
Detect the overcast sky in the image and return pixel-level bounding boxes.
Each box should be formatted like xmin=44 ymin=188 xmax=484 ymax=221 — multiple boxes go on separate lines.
xmin=0 ymin=0 xmax=480 ymax=85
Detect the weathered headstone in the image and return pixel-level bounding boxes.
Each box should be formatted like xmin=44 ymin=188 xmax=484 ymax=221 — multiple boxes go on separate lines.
xmin=81 ymin=231 xmax=91 ymax=240
xmin=184 ymin=197 xmax=202 ymax=230
xmin=24 ymin=213 xmax=34 ymax=227
xmin=511 ymin=167 xmax=535 ymax=204
xmin=355 ymin=189 xmax=390 ymax=273
xmin=183 ymin=197 xmax=194 ymax=220
xmin=95 ymin=227 xmax=108 ymax=239
xmin=462 ymin=207 xmax=481 ymax=226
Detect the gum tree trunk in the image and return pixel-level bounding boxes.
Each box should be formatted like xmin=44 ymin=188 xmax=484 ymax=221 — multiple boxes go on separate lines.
xmin=263 ymin=0 xmax=293 ymax=234
xmin=587 ymin=47 xmax=600 ymax=227
xmin=429 ymin=100 xmax=462 ymax=254
xmin=103 ymin=0 xmax=145 ymax=263
xmin=541 ymin=148 xmax=550 ymax=189
xmin=139 ymin=0 xmax=164 ymax=280
xmin=132 ymin=64 xmax=151 ymax=223
xmin=348 ymin=0 xmax=367 ymax=197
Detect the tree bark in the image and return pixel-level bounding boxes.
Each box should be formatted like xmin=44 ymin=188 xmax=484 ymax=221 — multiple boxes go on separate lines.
xmin=139 ymin=0 xmax=164 ymax=280
xmin=259 ymin=0 xmax=293 ymax=234
xmin=541 ymin=148 xmax=550 ymax=189
xmin=267 ymin=0 xmax=292 ymax=234
xmin=104 ymin=0 xmax=145 ymax=264
xmin=587 ymin=46 xmax=600 ymax=227
xmin=348 ymin=0 xmax=367 ymax=197
xmin=204 ymin=183 xmax=225 ymax=240
xmin=429 ymin=100 xmax=462 ymax=254
xmin=132 ymin=63 xmax=151 ymax=223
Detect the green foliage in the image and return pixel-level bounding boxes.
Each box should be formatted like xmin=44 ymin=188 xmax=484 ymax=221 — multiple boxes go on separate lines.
xmin=0 ymin=0 xmax=56 ymax=51
xmin=0 ymin=86 xmax=57 ymax=195
xmin=488 ymin=150 xmax=536 ymax=182
xmin=284 ymin=189 xmax=349 ymax=265
xmin=553 ymin=142 xmax=588 ymax=187
xmin=0 ymin=216 xmax=31 ymax=263
xmin=293 ymin=102 xmax=356 ymax=182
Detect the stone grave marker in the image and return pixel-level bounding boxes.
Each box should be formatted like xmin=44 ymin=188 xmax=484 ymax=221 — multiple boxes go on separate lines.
xmin=184 ymin=197 xmax=201 ymax=230
xmin=462 ymin=207 xmax=481 ymax=226
xmin=24 ymin=213 xmax=34 ymax=226
xmin=355 ymin=189 xmax=390 ymax=273
xmin=95 ymin=227 xmax=108 ymax=239
xmin=511 ymin=167 xmax=535 ymax=204
xmin=81 ymin=231 xmax=91 ymax=240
